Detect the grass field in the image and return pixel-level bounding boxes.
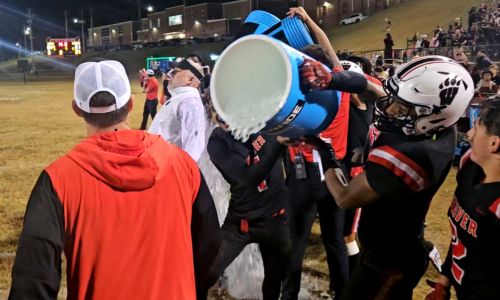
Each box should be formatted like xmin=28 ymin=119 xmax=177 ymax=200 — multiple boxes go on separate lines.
xmin=0 ymin=79 xmax=458 ymax=299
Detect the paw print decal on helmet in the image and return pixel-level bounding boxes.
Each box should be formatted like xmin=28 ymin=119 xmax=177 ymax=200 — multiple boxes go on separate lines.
xmin=438 ymin=73 xmax=468 ymax=106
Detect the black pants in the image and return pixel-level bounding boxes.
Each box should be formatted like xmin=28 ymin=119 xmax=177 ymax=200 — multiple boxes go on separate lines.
xmin=340 ymin=247 xmax=429 ymax=300
xmin=282 ymin=163 xmax=348 ymax=299
xmin=209 ymin=212 xmax=292 ymax=300
xmin=140 ymin=99 xmax=158 ymax=130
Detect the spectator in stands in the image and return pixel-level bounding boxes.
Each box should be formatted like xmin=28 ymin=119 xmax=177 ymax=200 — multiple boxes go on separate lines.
xmin=476 ymin=69 xmax=498 ymax=99
xmin=455 ymin=52 xmax=469 ymax=68
xmin=420 ymin=34 xmax=430 ymax=49
xmin=387 ymin=66 xmax=396 ymax=78
xmin=468 ymin=7 xmax=479 ymax=31
xmin=452 ymin=30 xmax=465 ymax=46
xmin=374 ymin=66 xmax=388 ymax=81
xmin=409 ymin=32 xmax=418 ymax=49
xmin=383 ymin=33 xmax=394 ymax=62
xmin=476 ymin=48 xmax=494 ymax=70
xmin=384 ymin=17 xmax=392 ymax=32
xmin=490 ymin=64 xmax=500 ymax=85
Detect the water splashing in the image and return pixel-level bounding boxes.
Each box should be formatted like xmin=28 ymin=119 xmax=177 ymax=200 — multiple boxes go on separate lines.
xmin=198 ymin=122 xmax=264 ymax=299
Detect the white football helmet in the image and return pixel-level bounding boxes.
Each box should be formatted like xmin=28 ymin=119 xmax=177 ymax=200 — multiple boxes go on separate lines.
xmin=374 ymin=55 xmax=474 ymax=136
xmin=340 ymin=60 xmax=364 ymax=74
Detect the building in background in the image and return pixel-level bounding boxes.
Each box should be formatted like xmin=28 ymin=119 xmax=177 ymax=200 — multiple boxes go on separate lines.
xmin=89 ymin=20 xmax=139 ymax=49
xmin=88 ymin=0 xmax=411 ymax=46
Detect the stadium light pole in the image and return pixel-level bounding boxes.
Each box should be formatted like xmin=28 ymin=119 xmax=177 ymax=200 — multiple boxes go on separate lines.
xmin=24 ymin=26 xmax=30 ymax=57
xmin=27 ymin=8 xmax=36 ymax=74
xmin=137 ymin=0 xmax=142 ymax=31
xmin=73 ymin=10 xmax=86 ymax=53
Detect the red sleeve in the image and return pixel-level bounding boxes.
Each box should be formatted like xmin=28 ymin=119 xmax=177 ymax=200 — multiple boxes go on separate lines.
xmin=319 ymin=91 xmax=350 ymax=159
xmin=366 ymin=74 xmax=382 ymax=86
xmin=333 ymin=66 xmax=344 ymax=73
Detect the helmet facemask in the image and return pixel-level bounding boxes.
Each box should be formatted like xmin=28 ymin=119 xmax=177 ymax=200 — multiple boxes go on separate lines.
xmin=374 ymin=78 xmax=435 ymax=136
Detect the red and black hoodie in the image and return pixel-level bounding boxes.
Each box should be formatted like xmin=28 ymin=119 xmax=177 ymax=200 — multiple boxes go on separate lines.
xmin=9 ymin=130 xmax=220 ymax=300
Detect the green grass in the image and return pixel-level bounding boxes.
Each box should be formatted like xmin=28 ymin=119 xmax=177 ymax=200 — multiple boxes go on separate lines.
xmin=328 ymin=0 xmax=483 ymax=51
xmin=0 ymin=79 xmax=460 ymax=299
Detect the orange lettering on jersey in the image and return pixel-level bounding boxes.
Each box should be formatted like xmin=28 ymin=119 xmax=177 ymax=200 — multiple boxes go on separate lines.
xmin=454 ymin=208 xmax=464 ymax=222
xmin=467 ymin=219 xmax=478 ymax=238
xmin=451 ymin=199 xmax=478 ymax=239
xmin=252 ymin=135 xmax=266 ymax=152
xmin=459 ymin=213 xmax=470 ymax=231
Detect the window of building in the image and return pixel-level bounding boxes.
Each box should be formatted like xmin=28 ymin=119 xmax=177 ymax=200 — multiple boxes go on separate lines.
xmin=169 ymin=14 xmax=183 ymax=26
xmin=118 ymin=26 xmax=123 ymax=34
xmin=157 ymin=18 xmax=161 ymax=27
xmin=101 ymin=28 xmax=109 ymax=36
xmin=342 ymin=2 xmax=348 ymax=13
xmin=149 ymin=19 xmax=153 ymax=29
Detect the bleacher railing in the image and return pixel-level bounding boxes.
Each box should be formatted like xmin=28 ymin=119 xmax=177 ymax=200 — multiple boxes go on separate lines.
xmin=348 ymin=43 xmax=500 ymax=66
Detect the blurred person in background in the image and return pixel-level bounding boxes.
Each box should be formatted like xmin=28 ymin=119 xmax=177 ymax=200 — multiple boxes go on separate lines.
xmin=489 ymin=64 xmax=500 ymax=85
xmin=476 ymin=69 xmax=498 ymax=99
xmin=384 ymin=33 xmax=394 ymax=63
xmin=140 ymin=69 xmax=158 ymax=130
xmin=139 ymin=68 xmax=147 ymax=88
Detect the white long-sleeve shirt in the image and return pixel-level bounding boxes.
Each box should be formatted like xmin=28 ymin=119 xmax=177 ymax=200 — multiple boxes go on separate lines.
xmin=148 ymin=86 xmax=206 ymax=162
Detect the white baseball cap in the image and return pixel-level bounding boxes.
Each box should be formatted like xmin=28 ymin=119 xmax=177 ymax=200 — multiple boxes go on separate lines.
xmin=74 ymin=60 xmax=131 ymax=114
xmin=146 ymin=69 xmax=154 ymax=76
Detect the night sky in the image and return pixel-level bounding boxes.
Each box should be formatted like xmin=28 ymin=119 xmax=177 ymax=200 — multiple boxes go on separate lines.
xmin=0 ymin=0 xmax=232 ymax=52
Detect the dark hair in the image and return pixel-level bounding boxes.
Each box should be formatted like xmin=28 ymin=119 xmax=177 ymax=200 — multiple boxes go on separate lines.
xmin=387 ymin=66 xmax=396 ymax=77
xmin=374 ymin=66 xmax=384 ymax=73
xmin=347 ymin=55 xmax=373 ymax=75
xmin=481 ymin=69 xmax=493 ymax=77
xmin=187 ymin=53 xmax=203 ymax=64
xmin=301 ymin=44 xmax=334 ymax=69
xmin=81 ymin=91 xmax=130 ymax=128
xmin=479 ymin=98 xmax=500 ymax=136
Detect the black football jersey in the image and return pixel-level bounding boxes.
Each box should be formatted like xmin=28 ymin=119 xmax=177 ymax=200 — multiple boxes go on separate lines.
xmin=207 ymin=128 xmax=287 ymax=220
xmin=442 ymin=153 xmax=500 ymax=299
xmin=360 ymin=126 xmax=456 ymax=265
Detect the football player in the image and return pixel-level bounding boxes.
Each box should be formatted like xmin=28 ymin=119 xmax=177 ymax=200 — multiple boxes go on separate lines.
xmin=301 ymin=56 xmax=474 ymax=299
xmin=426 ymin=98 xmax=500 ymax=300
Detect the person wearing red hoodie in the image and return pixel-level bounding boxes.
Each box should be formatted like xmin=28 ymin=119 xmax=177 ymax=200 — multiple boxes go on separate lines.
xmin=9 ymin=60 xmax=220 ymax=300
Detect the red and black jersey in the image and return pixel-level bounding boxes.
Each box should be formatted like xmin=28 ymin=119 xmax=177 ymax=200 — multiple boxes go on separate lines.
xmin=442 ymin=154 xmax=500 ymax=299
xmin=207 ymin=128 xmax=286 ymax=220
xmin=360 ymin=127 xmax=456 ymax=266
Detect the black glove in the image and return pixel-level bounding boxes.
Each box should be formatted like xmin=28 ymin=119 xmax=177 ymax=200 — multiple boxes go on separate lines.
xmin=303 ymin=136 xmax=341 ymax=171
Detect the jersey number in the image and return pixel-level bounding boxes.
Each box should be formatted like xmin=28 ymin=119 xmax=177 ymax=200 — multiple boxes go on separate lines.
xmin=450 ymin=219 xmax=467 ymax=284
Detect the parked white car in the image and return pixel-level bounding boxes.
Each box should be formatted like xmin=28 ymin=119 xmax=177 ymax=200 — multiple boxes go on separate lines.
xmin=339 ymin=13 xmax=368 ymax=26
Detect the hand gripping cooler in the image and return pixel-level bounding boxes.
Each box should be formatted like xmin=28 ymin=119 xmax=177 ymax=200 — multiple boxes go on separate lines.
xmin=236 ymin=10 xmax=314 ymax=50
xmin=210 ymin=35 xmax=340 ymax=141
